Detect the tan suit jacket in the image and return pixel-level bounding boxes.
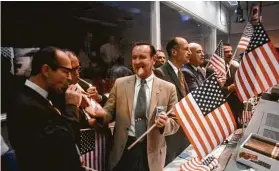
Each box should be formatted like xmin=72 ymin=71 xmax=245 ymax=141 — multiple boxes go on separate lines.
xmin=103 ymin=75 xmax=179 ymax=171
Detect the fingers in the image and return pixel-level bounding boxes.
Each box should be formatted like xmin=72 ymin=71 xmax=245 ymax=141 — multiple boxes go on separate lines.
xmin=155 ymin=113 xmax=169 ymax=128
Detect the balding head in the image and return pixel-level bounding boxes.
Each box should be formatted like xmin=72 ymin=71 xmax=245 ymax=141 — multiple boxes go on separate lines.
xmin=188 ymin=42 xmax=204 ymax=67
xmin=166 ymin=37 xmax=192 ymax=68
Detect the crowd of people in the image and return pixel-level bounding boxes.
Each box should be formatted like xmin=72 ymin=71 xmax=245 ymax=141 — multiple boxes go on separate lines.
xmin=2 ymin=34 xmax=244 ymax=171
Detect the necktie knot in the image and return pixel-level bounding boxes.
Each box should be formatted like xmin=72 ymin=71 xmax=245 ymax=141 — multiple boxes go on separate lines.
xmin=141 ymin=79 xmax=146 ymax=85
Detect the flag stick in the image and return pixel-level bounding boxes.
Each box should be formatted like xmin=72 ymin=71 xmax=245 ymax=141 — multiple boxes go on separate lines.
xmin=242 ymin=99 xmax=249 ymax=134
xmin=127 ymin=109 xmax=173 ymax=150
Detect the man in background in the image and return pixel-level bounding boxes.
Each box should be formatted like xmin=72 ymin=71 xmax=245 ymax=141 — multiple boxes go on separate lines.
xmin=153 ymin=50 xmax=166 ymax=68
xmin=182 ymin=43 xmax=206 ymax=92
xmin=222 ymin=43 xmax=244 ymax=127
xmin=100 ymin=36 xmax=121 ymax=68
xmin=154 ymin=37 xmax=191 ymax=165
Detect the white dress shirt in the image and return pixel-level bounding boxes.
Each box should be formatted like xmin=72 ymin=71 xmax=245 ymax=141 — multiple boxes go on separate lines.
xmin=128 ymin=73 xmax=154 ymax=137
xmin=100 ymin=43 xmax=121 ymax=64
xmin=168 ymin=60 xmax=179 ymax=77
xmin=25 ymin=79 xmax=48 ymax=99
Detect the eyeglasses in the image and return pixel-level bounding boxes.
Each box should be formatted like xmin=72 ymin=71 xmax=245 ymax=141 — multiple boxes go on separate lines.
xmin=54 ymin=65 xmax=73 ymax=75
xmin=72 ymin=66 xmax=82 ymax=73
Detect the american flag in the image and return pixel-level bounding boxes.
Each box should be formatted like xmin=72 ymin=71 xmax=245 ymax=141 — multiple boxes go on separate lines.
xmin=173 ymin=75 xmax=237 ymax=158
xmin=180 ymin=156 xmax=219 ymax=171
xmin=234 ymin=22 xmax=279 ymax=102
xmin=237 ymin=22 xmax=254 ymax=51
xmin=208 ymin=41 xmax=226 ymax=81
xmin=1 ymin=47 xmax=14 ymax=58
xmin=1 ymin=47 xmax=15 ymax=74
xmin=79 ymin=129 xmax=106 ymax=171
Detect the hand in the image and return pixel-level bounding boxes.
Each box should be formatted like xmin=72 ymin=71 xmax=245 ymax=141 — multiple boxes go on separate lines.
xmin=217 ymin=77 xmax=226 ymax=88
xmin=87 ymin=87 xmax=102 ymax=102
xmin=65 ymin=85 xmax=82 ymax=107
xmin=155 ymin=112 xmax=169 ymax=128
xmin=228 ymin=84 xmax=236 ymax=93
xmin=84 ymin=106 xmax=106 ymax=118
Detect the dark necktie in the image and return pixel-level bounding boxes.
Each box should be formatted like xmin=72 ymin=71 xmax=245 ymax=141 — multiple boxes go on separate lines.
xmin=134 ymin=79 xmax=147 ymax=139
xmin=178 ymin=69 xmax=186 ymax=96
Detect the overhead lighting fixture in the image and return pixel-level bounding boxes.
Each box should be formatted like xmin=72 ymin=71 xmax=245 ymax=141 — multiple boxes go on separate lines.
xmin=235 ymin=2 xmax=245 ymax=23
xmin=228 ymin=1 xmax=238 ymax=6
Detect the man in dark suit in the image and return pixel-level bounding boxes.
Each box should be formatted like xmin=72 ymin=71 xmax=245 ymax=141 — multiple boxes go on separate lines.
xmin=154 ymin=37 xmax=192 ymax=165
xmin=182 ymin=43 xmax=206 ymax=92
xmin=7 ymin=46 xmax=85 ymax=171
xmin=222 ymin=43 xmax=244 ymax=127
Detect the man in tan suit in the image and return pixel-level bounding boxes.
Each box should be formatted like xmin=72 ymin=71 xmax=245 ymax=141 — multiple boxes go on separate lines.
xmin=96 ymin=42 xmax=179 ymax=171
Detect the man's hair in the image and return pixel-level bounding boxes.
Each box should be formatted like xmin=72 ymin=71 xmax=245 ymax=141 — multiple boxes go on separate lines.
xmin=156 ymin=49 xmax=164 ymax=53
xmin=166 ymin=38 xmax=179 ymax=58
xmin=31 ymin=46 xmax=61 ymax=76
xmin=63 ymin=49 xmax=77 ymax=59
xmin=223 ymin=43 xmax=232 ymax=47
xmin=133 ymin=42 xmax=156 ymax=57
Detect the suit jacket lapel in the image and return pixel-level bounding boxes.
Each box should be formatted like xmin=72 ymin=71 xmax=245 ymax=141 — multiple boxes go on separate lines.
xmin=166 ymin=63 xmax=183 ymax=95
xmin=148 ymin=77 xmax=160 ymax=122
xmin=125 ymin=75 xmax=136 ymax=121
xmin=188 ymin=64 xmax=204 ymax=85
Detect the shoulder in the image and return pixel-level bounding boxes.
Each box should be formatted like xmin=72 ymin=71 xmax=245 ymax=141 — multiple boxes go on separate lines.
xmin=114 ymin=75 xmax=134 ymax=84
xmin=154 ymin=76 xmax=175 ymax=89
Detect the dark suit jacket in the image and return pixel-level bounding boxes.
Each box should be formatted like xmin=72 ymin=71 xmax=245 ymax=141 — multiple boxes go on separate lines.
xmin=154 ymin=62 xmax=189 ymax=100
xmin=222 ymin=64 xmax=244 ymax=126
xmin=154 ymin=62 xmax=190 ymax=165
xmin=181 ymin=64 xmax=206 ymax=92
xmin=7 ymin=85 xmax=84 ymax=171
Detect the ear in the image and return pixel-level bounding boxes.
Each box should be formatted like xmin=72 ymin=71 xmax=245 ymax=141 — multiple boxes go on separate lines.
xmin=41 ymin=64 xmax=50 ymax=77
xmin=151 ymin=55 xmax=156 ymax=65
xmin=172 ymin=48 xmax=177 ymax=56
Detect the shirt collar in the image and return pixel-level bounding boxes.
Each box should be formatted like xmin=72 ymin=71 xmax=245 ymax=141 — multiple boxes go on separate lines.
xmin=25 ymin=79 xmax=48 ymax=99
xmin=168 ymin=60 xmax=179 ymax=76
xmin=135 ymin=72 xmax=154 ymax=89
xmin=191 ymin=64 xmax=198 ymax=71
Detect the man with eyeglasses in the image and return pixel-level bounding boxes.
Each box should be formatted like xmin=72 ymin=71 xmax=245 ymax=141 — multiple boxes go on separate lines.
xmin=7 ymin=46 xmax=85 ymax=171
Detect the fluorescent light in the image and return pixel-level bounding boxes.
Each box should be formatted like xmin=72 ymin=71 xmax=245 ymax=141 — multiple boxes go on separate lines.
xmin=228 ymin=1 xmax=238 ymax=6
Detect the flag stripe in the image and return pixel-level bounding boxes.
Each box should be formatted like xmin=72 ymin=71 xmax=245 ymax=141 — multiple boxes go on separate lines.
xmin=246 ymin=53 xmax=266 ymax=91
xmin=213 ymin=109 xmax=229 ymax=138
xmin=237 ymin=66 xmax=252 ymax=100
xmin=263 ymin=43 xmax=279 ymax=79
xmin=207 ymin=114 xmax=224 ymax=146
xmin=256 ymin=47 xmax=277 ymax=85
xmin=183 ymin=97 xmax=209 ymax=155
xmin=239 ymin=58 xmax=258 ymax=96
xmin=224 ymin=103 xmax=237 ymax=130
xmin=210 ymin=57 xmax=226 ymax=75
xmin=210 ymin=110 xmax=226 ymax=142
xmin=242 ymin=55 xmax=262 ymax=93
xmin=266 ymin=42 xmax=279 ymax=64
xmin=235 ymin=72 xmax=245 ymax=101
xmin=187 ymin=96 xmax=216 ymax=150
xmin=205 ymin=116 xmax=221 ymax=145
xmin=175 ymin=102 xmax=204 ymax=158
xmin=218 ymin=105 xmax=234 ymax=135
xmin=253 ymin=50 xmax=273 ymax=87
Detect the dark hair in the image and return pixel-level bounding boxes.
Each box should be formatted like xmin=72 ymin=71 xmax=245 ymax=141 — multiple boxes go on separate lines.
xmin=223 ymin=43 xmax=232 ymax=47
xmin=166 ymin=38 xmax=179 ymax=58
xmin=133 ymin=42 xmax=156 ymax=57
xmin=156 ymin=49 xmax=164 ymax=53
xmin=31 ymin=46 xmax=61 ymax=76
